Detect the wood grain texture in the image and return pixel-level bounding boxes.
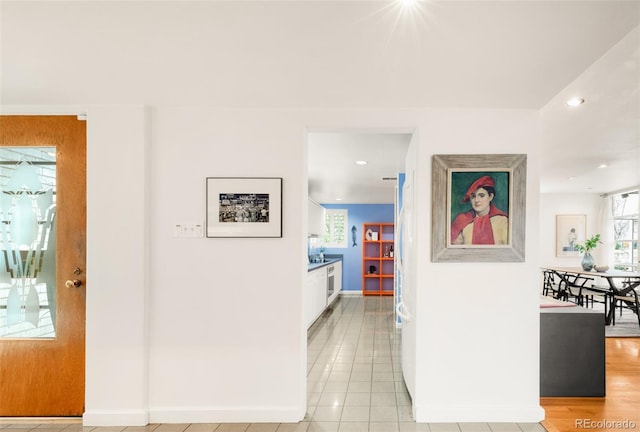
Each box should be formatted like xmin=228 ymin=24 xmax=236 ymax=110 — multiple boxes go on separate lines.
xmin=0 ymin=116 xmax=86 ymax=416
xmin=431 ymin=153 xmax=526 ymax=262
xmin=541 ymin=337 xmax=640 ymax=431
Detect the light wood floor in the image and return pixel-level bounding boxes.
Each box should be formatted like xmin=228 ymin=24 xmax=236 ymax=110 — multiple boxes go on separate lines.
xmin=541 ymin=337 xmax=640 ymax=432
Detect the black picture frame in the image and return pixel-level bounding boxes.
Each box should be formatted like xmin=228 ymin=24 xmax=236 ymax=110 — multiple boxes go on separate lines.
xmin=206 ymin=177 xmax=283 ymax=238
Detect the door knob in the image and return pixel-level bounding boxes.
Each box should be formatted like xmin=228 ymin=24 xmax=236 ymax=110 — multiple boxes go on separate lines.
xmin=65 ymin=279 xmax=82 ymax=288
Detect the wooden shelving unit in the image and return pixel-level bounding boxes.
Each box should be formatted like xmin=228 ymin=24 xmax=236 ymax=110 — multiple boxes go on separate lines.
xmin=362 ymin=222 xmax=394 ymax=296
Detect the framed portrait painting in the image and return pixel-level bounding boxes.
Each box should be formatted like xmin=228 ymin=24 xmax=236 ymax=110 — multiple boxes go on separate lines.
xmin=555 ymin=214 xmax=586 ymax=257
xmin=206 ymin=177 xmax=283 ymax=238
xmin=432 ymin=154 xmax=527 ymax=262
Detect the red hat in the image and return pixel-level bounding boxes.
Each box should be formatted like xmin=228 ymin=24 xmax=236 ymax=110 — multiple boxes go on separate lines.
xmin=462 ymin=175 xmax=494 ymax=202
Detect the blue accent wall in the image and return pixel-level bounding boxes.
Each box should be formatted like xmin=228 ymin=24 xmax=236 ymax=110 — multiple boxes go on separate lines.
xmin=321 ymin=203 xmax=395 ymax=292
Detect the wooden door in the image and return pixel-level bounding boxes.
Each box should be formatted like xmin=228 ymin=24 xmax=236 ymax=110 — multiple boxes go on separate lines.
xmin=0 ymin=116 xmax=86 ymax=416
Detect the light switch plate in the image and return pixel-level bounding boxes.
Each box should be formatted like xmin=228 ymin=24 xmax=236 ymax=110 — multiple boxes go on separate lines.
xmin=174 ymin=223 xmax=203 ymax=238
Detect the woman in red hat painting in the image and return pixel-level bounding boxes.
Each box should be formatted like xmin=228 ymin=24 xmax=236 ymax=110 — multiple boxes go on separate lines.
xmin=450 ymin=175 xmax=509 ymax=245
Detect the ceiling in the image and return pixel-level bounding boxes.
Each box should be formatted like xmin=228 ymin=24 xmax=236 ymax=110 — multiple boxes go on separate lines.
xmin=308 ymin=132 xmax=412 ymax=204
xmin=1 ymin=1 xmax=638 ymax=204
xmin=308 ymin=1 xmax=640 ymax=204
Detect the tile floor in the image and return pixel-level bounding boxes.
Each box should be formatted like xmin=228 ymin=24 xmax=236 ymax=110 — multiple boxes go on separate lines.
xmin=0 ymin=296 xmax=547 ymax=432
xmin=303 ymin=296 xmax=546 ymax=432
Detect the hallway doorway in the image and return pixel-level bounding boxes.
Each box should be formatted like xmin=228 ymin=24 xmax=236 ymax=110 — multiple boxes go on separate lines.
xmin=305 ymin=129 xmax=413 ymax=426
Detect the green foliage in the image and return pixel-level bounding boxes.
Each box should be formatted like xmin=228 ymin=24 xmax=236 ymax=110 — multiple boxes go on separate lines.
xmin=575 ymin=234 xmax=602 ymax=254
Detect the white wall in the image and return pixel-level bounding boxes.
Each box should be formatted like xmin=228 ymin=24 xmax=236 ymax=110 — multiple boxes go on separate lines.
xmin=1 ymin=2 xmax=543 ymax=425
xmin=411 ymin=110 xmax=543 ymax=422
xmin=539 ymin=193 xmax=603 ymax=267
xmin=147 ymin=107 xmax=307 ymax=423
xmin=144 ymin=106 xmax=546 ymax=424
xmin=85 ymin=106 xmax=151 ymax=425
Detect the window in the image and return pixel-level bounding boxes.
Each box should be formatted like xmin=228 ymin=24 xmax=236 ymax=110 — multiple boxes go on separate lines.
xmin=612 ymin=190 xmax=638 ymax=271
xmin=324 ymin=209 xmax=348 ymax=248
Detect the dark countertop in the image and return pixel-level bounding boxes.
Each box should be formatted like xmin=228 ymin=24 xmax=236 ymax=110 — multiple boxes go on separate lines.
xmin=308 ymin=257 xmax=342 ymax=272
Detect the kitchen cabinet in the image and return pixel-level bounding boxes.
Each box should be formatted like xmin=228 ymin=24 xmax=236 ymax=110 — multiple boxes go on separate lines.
xmin=362 ymin=222 xmax=395 ymax=296
xmin=306 ymin=258 xmax=343 ymax=328
xmin=328 ymin=260 xmax=342 ymax=305
xmin=305 ymin=266 xmax=327 ymax=328
xmin=308 ymin=199 xmax=325 ymax=237
xmin=540 ymin=306 xmax=605 ymax=396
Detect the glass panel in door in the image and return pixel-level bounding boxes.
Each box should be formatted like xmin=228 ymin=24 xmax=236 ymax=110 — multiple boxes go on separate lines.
xmin=0 ymin=147 xmax=56 ymax=338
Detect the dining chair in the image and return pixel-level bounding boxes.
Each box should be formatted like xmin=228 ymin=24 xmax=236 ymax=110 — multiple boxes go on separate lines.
xmin=542 ymin=270 xmax=562 ymax=298
xmin=558 ymin=273 xmax=594 ymax=306
xmin=611 ymin=279 xmax=640 ymax=327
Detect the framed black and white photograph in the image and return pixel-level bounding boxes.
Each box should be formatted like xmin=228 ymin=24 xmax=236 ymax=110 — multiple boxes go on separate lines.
xmin=432 ymin=154 xmax=527 ymax=262
xmin=206 ymin=177 xmax=283 ymax=238
xmin=556 ymin=214 xmax=586 ymax=257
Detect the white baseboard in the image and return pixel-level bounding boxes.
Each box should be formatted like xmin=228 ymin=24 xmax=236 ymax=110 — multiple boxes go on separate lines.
xmin=83 ymin=410 xmax=149 ymax=426
xmin=83 ymin=407 xmax=304 ymax=426
xmin=414 ymin=404 xmax=545 ymax=423
xmin=339 ymin=291 xmax=362 ymax=297
xmin=148 ymin=407 xmax=304 ymax=424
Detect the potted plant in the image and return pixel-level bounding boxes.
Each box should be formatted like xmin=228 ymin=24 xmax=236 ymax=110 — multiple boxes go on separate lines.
xmin=575 ymin=234 xmax=601 ymax=271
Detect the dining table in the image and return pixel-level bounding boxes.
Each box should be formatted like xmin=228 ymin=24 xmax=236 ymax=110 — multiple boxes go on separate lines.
xmin=541 ymin=266 xmax=640 ymax=326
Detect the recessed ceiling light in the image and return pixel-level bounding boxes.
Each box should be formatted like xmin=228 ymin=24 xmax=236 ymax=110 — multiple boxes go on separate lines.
xmin=335 ymin=198 xmax=343 ymax=201
xmin=598 ymin=163 xmax=608 ymax=169
xmin=566 ymin=97 xmax=585 ymax=107
xmin=355 ymin=160 xmax=367 ymax=166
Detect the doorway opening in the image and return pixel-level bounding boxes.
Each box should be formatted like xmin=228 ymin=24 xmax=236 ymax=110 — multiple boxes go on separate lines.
xmin=305 ymin=129 xmax=413 ymax=424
